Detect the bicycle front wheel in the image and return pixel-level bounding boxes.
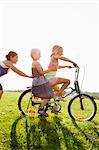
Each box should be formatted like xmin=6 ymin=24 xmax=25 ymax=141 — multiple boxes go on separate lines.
xmin=68 ymin=94 xmax=97 ymax=121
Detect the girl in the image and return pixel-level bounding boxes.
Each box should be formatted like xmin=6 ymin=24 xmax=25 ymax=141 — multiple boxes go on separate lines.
xmin=31 ymin=49 xmax=55 ymax=116
xmin=45 ymin=45 xmax=78 ymax=100
xmin=0 ymin=51 xmax=31 ymax=99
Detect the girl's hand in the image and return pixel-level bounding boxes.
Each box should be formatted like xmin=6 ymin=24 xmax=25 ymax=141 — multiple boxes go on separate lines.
xmin=50 ymin=67 xmax=57 ymax=71
xmin=73 ymin=63 xmax=79 ymax=68
xmin=67 ymin=66 xmax=72 ymax=68
xmin=58 ymin=66 xmax=72 ymax=69
xmin=28 ymin=75 xmax=34 ymax=78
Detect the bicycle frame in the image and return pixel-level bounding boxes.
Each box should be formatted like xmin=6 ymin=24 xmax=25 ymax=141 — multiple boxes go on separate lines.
xmin=62 ymin=67 xmax=80 ymax=98
xmin=61 ymin=67 xmax=85 ymax=110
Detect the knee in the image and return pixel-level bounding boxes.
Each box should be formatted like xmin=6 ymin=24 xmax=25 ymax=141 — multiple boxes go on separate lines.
xmin=68 ymin=79 xmax=70 ymax=85
xmin=65 ymin=79 xmax=70 ymax=85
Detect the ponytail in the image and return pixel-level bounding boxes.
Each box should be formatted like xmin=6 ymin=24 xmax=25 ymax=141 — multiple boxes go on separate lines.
xmin=6 ymin=51 xmax=17 ymax=60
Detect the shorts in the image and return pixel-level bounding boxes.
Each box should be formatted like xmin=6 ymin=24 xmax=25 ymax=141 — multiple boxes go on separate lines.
xmin=0 ymin=83 xmax=3 ymax=90
xmin=48 ymin=77 xmax=58 ymax=85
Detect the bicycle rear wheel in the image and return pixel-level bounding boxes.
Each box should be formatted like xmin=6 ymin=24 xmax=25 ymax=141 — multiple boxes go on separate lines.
xmin=68 ymin=94 xmax=97 ymax=121
xmin=18 ymin=89 xmax=41 ymax=116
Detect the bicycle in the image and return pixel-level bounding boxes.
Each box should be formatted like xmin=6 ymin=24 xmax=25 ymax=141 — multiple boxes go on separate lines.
xmin=18 ymin=66 xmax=97 ymax=121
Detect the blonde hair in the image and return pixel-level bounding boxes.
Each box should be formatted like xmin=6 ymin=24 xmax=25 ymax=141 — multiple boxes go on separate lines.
xmin=30 ymin=48 xmax=40 ymax=60
xmin=51 ymin=45 xmax=63 ymax=56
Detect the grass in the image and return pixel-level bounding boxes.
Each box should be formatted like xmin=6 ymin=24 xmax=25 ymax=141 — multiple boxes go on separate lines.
xmin=0 ymin=92 xmax=99 ymax=150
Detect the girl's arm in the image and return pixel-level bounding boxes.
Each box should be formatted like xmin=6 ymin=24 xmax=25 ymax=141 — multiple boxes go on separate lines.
xmin=58 ymin=65 xmax=72 ymax=69
xmin=58 ymin=56 xmax=78 ymax=66
xmin=35 ymin=62 xmax=57 ymax=75
xmin=5 ymin=62 xmax=31 ymax=78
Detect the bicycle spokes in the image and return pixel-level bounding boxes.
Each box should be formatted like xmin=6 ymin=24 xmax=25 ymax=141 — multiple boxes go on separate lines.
xmin=68 ymin=94 xmax=97 ymax=121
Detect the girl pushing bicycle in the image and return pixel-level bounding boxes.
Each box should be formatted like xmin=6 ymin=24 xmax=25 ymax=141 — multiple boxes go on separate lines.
xmin=0 ymin=51 xmax=32 ymax=99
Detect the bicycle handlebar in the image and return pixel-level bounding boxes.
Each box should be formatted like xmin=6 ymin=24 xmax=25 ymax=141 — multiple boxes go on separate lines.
xmin=58 ymin=65 xmax=79 ymax=80
xmin=73 ymin=63 xmax=78 ymax=67
xmin=64 ymin=66 xmax=79 ymax=81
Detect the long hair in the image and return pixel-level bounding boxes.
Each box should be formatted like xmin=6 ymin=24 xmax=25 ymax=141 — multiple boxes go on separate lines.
xmin=51 ymin=45 xmax=62 ymax=56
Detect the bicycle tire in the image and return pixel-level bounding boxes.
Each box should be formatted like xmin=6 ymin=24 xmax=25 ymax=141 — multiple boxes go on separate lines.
xmin=18 ymin=89 xmax=33 ymax=116
xmin=68 ymin=94 xmax=97 ymax=121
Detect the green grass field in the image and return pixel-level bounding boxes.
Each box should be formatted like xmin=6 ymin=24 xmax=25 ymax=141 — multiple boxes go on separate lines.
xmin=0 ymin=92 xmax=99 ymax=150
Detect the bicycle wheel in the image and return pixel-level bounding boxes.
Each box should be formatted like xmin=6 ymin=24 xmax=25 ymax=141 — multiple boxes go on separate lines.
xmin=68 ymin=94 xmax=97 ymax=121
xmin=18 ymin=89 xmax=41 ymax=116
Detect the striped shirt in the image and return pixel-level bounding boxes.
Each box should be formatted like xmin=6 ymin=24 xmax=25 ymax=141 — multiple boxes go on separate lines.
xmin=45 ymin=60 xmax=58 ymax=79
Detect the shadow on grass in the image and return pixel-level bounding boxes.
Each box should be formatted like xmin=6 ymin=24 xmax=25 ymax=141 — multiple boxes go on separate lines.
xmin=10 ymin=115 xmax=86 ymax=150
xmin=53 ymin=116 xmax=85 ymax=150
xmin=10 ymin=116 xmax=61 ymax=150
xmin=10 ymin=116 xmax=23 ymax=150
xmin=27 ymin=116 xmax=61 ymax=150
xmin=72 ymin=120 xmax=99 ymax=149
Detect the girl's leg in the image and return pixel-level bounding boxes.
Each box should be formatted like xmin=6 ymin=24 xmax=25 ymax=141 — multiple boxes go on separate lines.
xmin=0 ymin=84 xmax=3 ymax=99
xmin=56 ymin=80 xmax=70 ymax=96
xmin=38 ymin=99 xmax=49 ymax=116
xmin=0 ymin=90 xmax=3 ymax=99
xmin=49 ymin=79 xmax=60 ymax=93
xmin=52 ymin=85 xmax=60 ymax=94
xmin=50 ymin=78 xmax=70 ymax=96
xmin=39 ymin=99 xmax=49 ymax=109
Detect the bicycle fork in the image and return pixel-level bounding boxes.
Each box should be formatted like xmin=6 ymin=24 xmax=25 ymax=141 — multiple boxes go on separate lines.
xmin=74 ymin=81 xmax=84 ymax=110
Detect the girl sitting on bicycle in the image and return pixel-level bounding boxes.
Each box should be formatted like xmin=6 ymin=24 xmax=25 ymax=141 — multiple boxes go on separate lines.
xmin=0 ymin=51 xmax=31 ymax=99
xmin=45 ymin=45 xmax=78 ymax=100
xmin=31 ymin=48 xmax=55 ymax=116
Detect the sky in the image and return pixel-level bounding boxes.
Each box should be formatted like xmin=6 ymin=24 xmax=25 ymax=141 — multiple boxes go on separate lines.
xmin=0 ymin=0 xmax=99 ymax=92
